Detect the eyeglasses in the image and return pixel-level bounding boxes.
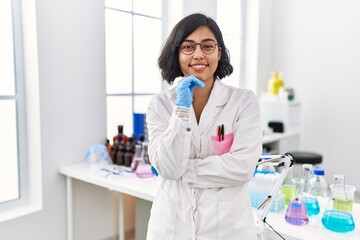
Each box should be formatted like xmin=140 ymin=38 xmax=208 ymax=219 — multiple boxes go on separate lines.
xmin=178 ymin=39 xmax=218 ymax=55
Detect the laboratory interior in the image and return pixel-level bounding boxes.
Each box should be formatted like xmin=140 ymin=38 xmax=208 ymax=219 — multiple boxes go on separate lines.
xmin=1 ymin=0 xmax=360 ymax=239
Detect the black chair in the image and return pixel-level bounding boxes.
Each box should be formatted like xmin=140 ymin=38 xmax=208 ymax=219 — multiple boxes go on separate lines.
xmin=290 ymin=151 xmax=323 ymax=178
xmin=291 ymin=151 xmax=323 ymax=165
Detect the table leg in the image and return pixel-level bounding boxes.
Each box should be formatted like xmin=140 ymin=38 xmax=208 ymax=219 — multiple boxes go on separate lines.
xmin=66 ymin=176 xmax=73 ymax=240
xmin=119 ymin=193 xmax=125 ymax=240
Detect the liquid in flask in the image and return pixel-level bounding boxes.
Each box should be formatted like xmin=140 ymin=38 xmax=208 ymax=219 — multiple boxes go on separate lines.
xmin=285 ymin=178 xmax=309 ymax=225
xmin=301 ymin=164 xmax=320 ymax=216
xmin=321 ymin=174 xmax=355 ymax=233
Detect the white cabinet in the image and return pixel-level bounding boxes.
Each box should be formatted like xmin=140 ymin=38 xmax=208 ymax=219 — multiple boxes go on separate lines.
xmin=260 ymin=100 xmax=301 ymax=134
xmin=263 ymin=132 xmax=299 ymax=154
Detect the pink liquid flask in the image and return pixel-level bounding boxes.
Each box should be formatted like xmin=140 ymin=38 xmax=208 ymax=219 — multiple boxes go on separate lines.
xmin=285 ymin=178 xmax=309 ymax=225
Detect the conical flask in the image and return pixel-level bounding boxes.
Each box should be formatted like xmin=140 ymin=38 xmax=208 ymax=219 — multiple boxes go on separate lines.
xmin=285 ymin=178 xmax=309 ymax=225
xmin=281 ymin=167 xmax=295 ymax=205
xmin=321 ymin=174 xmax=355 ymax=232
xmin=301 ymin=164 xmax=320 ymax=216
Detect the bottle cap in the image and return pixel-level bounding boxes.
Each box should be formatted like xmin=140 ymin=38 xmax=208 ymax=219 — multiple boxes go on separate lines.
xmin=313 ymin=168 xmax=325 ymax=176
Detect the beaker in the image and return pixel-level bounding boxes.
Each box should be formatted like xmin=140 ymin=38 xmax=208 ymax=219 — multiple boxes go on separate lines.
xmin=285 ymin=178 xmax=309 ymax=225
xmin=321 ymin=174 xmax=355 ymax=233
xmin=301 ymin=164 xmax=320 ymax=216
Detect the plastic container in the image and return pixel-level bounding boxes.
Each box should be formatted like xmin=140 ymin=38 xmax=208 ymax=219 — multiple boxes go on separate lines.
xmin=267 ymin=71 xmax=284 ymax=95
xmin=310 ymin=168 xmax=328 ymax=198
xmin=249 ymin=170 xmax=285 ymax=212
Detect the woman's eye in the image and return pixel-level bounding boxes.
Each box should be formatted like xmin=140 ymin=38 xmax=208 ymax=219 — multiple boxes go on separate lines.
xmin=183 ymin=45 xmax=194 ymax=49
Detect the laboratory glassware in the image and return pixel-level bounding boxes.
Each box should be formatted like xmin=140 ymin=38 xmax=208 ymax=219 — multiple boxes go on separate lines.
xmin=301 ymin=164 xmax=320 ymax=216
xmin=301 ymin=164 xmax=313 ymax=193
xmin=310 ymin=168 xmax=328 ymax=198
xmin=281 ymin=167 xmax=294 ymax=205
xmin=131 ymin=144 xmax=143 ymax=171
xmin=285 ymin=178 xmax=309 ymax=225
xmin=321 ymin=174 xmax=355 ymax=233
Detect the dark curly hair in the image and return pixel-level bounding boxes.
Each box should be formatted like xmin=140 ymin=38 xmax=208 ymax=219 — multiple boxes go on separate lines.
xmin=158 ymin=13 xmax=233 ymax=85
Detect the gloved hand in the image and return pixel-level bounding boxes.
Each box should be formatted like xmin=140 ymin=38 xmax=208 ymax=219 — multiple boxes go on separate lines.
xmin=175 ymin=76 xmax=205 ymax=108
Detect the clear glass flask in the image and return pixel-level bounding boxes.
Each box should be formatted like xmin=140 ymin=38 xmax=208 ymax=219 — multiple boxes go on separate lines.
xmin=281 ymin=167 xmax=294 ymax=205
xmin=321 ymin=174 xmax=355 ymax=232
xmin=285 ymin=178 xmax=309 ymax=225
xmin=301 ymin=164 xmax=320 ymax=216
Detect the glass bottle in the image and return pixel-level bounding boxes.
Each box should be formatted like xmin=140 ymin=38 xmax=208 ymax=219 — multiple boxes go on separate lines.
xmin=110 ymin=139 xmax=119 ymax=164
xmin=301 ymin=164 xmax=320 ymax=216
xmin=113 ymin=125 xmax=124 ymax=143
xmin=124 ymin=143 xmax=133 ymax=167
xmin=285 ymin=178 xmax=309 ymax=225
xmin=321 ymin=174 xmax=355 ymax=232
xmin=310 ymin=168 xmax=328 ymax=198
xmin=115 ymin=142 xmax=125 ymax=165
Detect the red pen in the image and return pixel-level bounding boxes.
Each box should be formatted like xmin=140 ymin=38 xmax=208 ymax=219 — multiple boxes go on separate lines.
xmin=217 ymin=125 xmax=221 ymax=142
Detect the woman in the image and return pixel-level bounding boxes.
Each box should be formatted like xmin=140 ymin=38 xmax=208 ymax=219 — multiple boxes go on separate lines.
xmin=146 ymin=13 xmax=262 ymax=240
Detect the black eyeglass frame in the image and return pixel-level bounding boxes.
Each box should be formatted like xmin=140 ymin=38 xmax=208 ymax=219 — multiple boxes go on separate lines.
xmin=177 ymin=39 xmax=219 ymax=55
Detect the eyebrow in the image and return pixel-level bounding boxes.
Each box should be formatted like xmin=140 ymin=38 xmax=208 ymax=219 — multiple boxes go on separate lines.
xmin=182 ymin=38 xmax=216 ymax=43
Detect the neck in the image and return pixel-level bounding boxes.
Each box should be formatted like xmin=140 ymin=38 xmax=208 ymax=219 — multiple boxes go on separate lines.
xmin=192 ymin=79 xmax=215 ymax=123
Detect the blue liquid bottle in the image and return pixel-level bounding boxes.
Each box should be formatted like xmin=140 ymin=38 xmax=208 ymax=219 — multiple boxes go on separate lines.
xmin=321 ymin=174 xmax=355 ymax=232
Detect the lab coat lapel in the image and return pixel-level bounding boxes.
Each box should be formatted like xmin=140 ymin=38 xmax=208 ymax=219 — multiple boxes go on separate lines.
xmin=198 ymin=80 xmax=229 ymax=135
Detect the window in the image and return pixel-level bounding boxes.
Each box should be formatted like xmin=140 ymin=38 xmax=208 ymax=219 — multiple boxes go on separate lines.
xmin=0 ymin=0 xmax=42 ymax=222
xmin=0 ymin=0 xmax=23 ymax=204
xmin=105 ymin=0 xmax=163 ymax=140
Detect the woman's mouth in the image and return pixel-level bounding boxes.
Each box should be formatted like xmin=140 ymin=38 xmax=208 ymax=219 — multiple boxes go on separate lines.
xmin=190 ymin=64 xmax=207 ymax=70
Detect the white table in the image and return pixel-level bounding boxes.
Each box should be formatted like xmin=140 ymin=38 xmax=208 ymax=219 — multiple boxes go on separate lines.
xmin=59 ymin=162 xmax=360 ymax=240
xmin=58 ymin=163 xmax=160 ymax=240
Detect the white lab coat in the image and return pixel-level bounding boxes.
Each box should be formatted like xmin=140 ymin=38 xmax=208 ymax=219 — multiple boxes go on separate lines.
xmin=146 ymin=80 xmax=262 ymax=240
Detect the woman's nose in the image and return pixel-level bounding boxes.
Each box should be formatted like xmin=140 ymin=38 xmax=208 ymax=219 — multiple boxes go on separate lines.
xmin=192 ymin=45 xmax=204 ymax=59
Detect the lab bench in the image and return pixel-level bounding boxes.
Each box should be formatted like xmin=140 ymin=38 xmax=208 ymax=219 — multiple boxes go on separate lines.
xmin=59 ymin=162 xmax=360 ymax=240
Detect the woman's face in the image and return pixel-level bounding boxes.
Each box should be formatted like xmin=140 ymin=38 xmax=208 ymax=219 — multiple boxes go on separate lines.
xmin=178 ymin=26 xmax=222 ymax=84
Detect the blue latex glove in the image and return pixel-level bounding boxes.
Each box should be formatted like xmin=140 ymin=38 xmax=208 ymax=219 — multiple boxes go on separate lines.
xmin=151 ymin=165 xmax=158 ymax=176
xmin=176 ymin=76 xmax=205 ymax=108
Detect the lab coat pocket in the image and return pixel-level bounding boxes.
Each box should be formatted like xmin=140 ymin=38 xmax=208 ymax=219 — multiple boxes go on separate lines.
xmin=148 ymin=187 xmax=179 ymax=240
xmin=211 ymin=133 xmax=234 ymax=155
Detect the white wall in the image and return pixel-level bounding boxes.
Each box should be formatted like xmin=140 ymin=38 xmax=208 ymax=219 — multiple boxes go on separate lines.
xmin=0 ymin=0 xmax=119 ymax=239
xmin=258 ymin=0 xmax=360 ymax=190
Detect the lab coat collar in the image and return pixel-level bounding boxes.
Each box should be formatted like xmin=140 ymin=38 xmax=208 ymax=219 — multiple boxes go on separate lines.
xmin=167 ymin=79 xmax=230 ymax=135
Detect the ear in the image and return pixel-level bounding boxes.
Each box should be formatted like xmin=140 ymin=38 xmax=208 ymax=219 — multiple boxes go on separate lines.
xmin=218 ymin=47 xmax=222 ymax=61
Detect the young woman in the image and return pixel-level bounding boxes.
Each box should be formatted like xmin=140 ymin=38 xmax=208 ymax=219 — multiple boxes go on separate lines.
xmin=146 ymin=13 xmax=262 ymax=240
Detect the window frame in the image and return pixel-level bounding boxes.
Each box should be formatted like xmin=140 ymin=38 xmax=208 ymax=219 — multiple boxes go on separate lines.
xmin=105 ymin=1 xmax=163 ymax=140
xmin=0 ymin=0 xmax=42 ymax=222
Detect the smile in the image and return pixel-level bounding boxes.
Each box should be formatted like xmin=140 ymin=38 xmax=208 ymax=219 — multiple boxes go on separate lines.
xmin=190 ymin=64 xmax=207 ymax=69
